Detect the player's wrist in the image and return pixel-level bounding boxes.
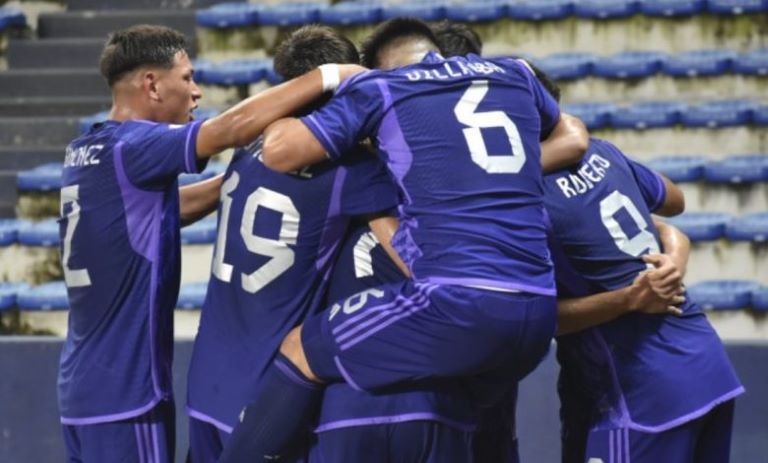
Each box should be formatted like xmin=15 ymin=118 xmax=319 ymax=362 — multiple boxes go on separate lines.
xmin=318 ymin=64 xmax=340 ymax=93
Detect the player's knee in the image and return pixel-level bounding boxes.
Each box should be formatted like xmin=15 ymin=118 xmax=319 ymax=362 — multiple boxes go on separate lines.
xmin=279 ymin=325 xmax=322 ymax=383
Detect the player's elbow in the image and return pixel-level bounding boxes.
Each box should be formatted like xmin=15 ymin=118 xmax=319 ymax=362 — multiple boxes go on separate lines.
xmin=655 ymin=180 xmax=685 ymax=217
xmin=262 ymin=127 xmax=298 ymax=173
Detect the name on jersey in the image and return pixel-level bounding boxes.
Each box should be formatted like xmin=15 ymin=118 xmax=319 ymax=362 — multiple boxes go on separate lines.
xmin=405 ymin=60 xmax=506 ymax=82
xmin=64 ymin=144 xmax=103 ymax=168
xmin=555 ymin=154 xmax=611 ymax=199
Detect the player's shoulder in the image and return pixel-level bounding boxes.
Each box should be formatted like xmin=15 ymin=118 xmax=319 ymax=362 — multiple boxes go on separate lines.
xmin=335 ymin=69 xmax=386 ymax=95
xmin=587 ymin=137 xmax=625 ymax=161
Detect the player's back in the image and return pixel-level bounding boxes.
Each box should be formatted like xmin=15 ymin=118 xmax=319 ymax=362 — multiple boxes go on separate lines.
xmin=187 ymin=140 xmax=396 ymax=432
xmin=541 ymin=138 xmax=742 ymax=431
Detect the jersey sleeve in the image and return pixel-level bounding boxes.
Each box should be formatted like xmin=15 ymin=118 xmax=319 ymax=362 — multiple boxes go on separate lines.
xmin=338 ymin=147 xmax=399 ymax=216
xmin=621 ymin=153 xmax=667 ymax=212
xmin=121 ymin=119 xmax=205 ymax=189
xmin=300 ymin=75 xmax=384 ymax=161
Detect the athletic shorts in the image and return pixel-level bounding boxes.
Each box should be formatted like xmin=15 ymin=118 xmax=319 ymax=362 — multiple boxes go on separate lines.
xmin=187 ymin=415 xmax=231 ymax=463
xmin=62 ymin=399 xmax=174 ymax=463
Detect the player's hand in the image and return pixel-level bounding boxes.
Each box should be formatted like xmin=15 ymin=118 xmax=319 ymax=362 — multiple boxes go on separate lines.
xmin=642 ymin=253 xmax=685 ymax=300
xmin=627 ymin=272 xmax=684 ymax=316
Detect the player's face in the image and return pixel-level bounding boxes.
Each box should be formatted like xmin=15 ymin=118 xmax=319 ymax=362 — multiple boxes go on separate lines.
xmin=154 ymin=51 xmax=202 ymax=124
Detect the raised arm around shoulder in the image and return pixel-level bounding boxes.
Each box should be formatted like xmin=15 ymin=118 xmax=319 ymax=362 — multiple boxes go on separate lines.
xmin=540 ymin=113 xmax=589 ymax=173
xmin=261 ymin=117 xmax=328 ymax=172
xmin=195 ymin=64 xmax=366 ymax=159
xmin=653 ymin=175 xmax=685 ymax=217
xmin=179 ymin=173 xmax=223 ymax=226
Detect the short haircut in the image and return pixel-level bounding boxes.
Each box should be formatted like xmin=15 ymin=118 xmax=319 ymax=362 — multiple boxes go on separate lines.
xmin=525 ymin=60 xmax=562 ymax=103
xmin=360 ymin=17 xmax=440 ymax=69
xmin=99 ymin=25 xmax=189 ymax=87
xmin=273 ymin=24 xmax=359 ymax=80
xmin=432 ymin=21 xmax=483 ymax=57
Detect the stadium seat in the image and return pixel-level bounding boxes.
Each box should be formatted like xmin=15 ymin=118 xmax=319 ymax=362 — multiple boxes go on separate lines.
xmin=680 ymin=100 xmax=756 ymax=128
xmin=754 ymin=105 xmax=768 ymax=125
xmin=560 ymin=102 xmax=616 ymax=130
xmin=0 ymin=283 xmax=27 ymax=311
xmin=610 ymin=101 xmax=686 ymax=129
xmin=752 ymin=286 xmax=768 ymax=311
xmin=640 ymin=0 xmax=706 ymax=17
xmin=196 ymin=2 xmax=261 ymax=28
xmin=177 ymin=282 xmax=208 ymax=309
xmin=725 ymin=212 xmax=768 ymax=242
xmin=16 ymin=163 xmax=63 ymax=192
xmin=507 ymin=0 xmax=573 ymax=20
xmin=593 ymin=51 xmax=666 ymax=79
xmin=17 ymin=220 xmax=59 ymax=247
xmin=178 ymin=161 xmax=227 ymax=187
xmin=17 ymin=282 xmax=69 ymax=311
xmin=256 ymin=2 xmax=322 ymax=26
xmin=381 ymin=1 xmax=446 ymax=21
xmin=193 ymin=107 xmax=222 ymax=121
xmin=0 ymin=6 xmax=26 ymax=31
xmin=319 ymin=1 xmax=382 ymax=25
xmin=662 ymin=49 xmax=736 ymax=77
xmin=733 ymin=48 xmax=768 ymax=75
xmin=181 ymin=217 xmax=218 ymax=245
xmin=707 ymin=0 xmax=768 ymax=15
xmin=196 ymin=59 xmax=269 ymax=86
xmin=704 ymin=154 xmax=768 ymax=183
xmin=646 ymin=155 xmax=707 ymax=183
xmin=533 ymin=52 xmax=596 ymax=80
xmin=665 ymin=213 xmax=730 ymax=242
xmin=573 ymin=0 xmax=639 ymax=19
xmin=445 ymin=0 xmax=507 ymax=22
xmin=0 ymin=219 xmax=20 ymax=247
xmin=687 ymin=280 xmax=761 ymax=310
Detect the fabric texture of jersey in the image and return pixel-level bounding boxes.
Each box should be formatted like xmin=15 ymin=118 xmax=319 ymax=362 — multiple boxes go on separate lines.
xmin=301 ymin=52 xmax=559 ymax=295
xmin=541 ymin=138 xmax=743 ymax=434
xmin=186 ymin=139 xmax=397 ymax=433
xmin=58 ymin=119 xmax=204 ymax=424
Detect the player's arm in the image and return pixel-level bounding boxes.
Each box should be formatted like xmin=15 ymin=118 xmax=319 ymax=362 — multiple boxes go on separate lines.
xmin=540 ymin=113 xmax=589 ymax=173
xmin=367 ymin=215 xmax=410 ymax=277
xmin=653 ymin=175 xmax=685 ymax=216
xmin=261 ymin=118 xmax=328 ymax=172
xmin=641 ymin=220 xmax=690 ymax=299
xmin=196 ymin=64 xmax=365 ymax=158
xmin=179 ymin=174 xmax=223 ymax=226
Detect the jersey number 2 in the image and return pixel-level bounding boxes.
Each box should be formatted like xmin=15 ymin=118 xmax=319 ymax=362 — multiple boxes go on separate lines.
xmin=60 ymin=184 xmax=92 ymax=288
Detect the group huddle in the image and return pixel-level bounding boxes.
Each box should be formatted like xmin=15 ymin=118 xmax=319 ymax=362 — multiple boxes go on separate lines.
xmin=57 ymin=16 xmax=743 ymax=463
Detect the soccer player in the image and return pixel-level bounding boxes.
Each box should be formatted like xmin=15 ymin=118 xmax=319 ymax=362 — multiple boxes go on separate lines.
xmin=220 ymin=18 xmax=591 ymax=462
xmin=58 ymin=24 xmax=363 ymax=462
xmin=184 ymin=26 xmax=399 ymax=463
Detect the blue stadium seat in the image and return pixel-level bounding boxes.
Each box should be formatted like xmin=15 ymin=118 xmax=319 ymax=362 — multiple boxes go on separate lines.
xmin=533 ymin=52 xmax=596 ymax=80
xmin=0 ymin=219 xmax=20 ymax=246
xmin=704 ymin=154 xmax=768 ymax=183
xmin=177 ymin=282 xmax=208 ymax=309
xmin=573 ymin=0 xmax=639 ymax=19
xmin=662 ymin=49 xmax=736 ymax=77
xmin=640 ymin=0 xmax=706 ymax=17
xmin=178 ymin=161 xmax=227 ymax=187
xmin=193 ymin=107 xmax=221 ymax=121
xmin=507 ymin=0 xmax=573 ymax=20
xmin=319 ymin=1 xmax=382 ymax=25
xmin=17 ymin=219 xmax=60 ymax=247
xmin=680 ymin=100 xmax=756 ymax=128
xmin=17 ymin=282 xmax=69 ymax=311
xmin=381 ymin=1 xmax=446 ymax=21
xmin=0 ymin=283 xmax=27 ymax=311
xmin=181 ymin=217 xmax=218 ymax=245
xmin=257 ymin=3 xmax=322 ymax=26
xmin=752 ymin=286 xmax=768 ymax=311
xmin=726 ymin=212 xmax=768 ymax=242
xmin=645 ymin=155 xmax=707 ymax=183
xmin=79 ymin=111 xmax=110 ymax=134
xmin=17 ymin=163 xmax=63 ymax=192
xmin=665 ymin=213 xmax=730 ymax=242
xmin=196 ymin=59 xmax=269 ymax=86
xmin=688 ymin=280 xmax=761 ymax=311
xmin=593 ymin=51 xmax=666 ymax=79
xmin=707 ymin=0 xmax=768 ymax=15
xmin=610 ymin=101 xmax=686 ymax=129
xmin=754 ymin=105 xmax=768 ymax=125
xmin=265 ymin=67 xmax=284 ymax=86
xmin=561 ymin=102 xmax=617 ymax=130
xmin=446 ymin=0 xmax=507 ymax=22
xmin=733 ymin=48 xmax=768 ymax=75
xmin=196 ymin=2 xmax=261 ymax=28
xmin=0 ymin=7 xmax=26 ymax=30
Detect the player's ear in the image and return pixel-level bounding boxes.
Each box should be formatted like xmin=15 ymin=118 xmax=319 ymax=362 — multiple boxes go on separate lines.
xmin=143 ymin=70 xmax=161 ymax=102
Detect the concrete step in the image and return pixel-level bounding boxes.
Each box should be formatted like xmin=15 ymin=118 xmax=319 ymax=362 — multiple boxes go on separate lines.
xmin=0 ymin=117 xmax=79 ymax=147
xmin=0 ymin=96 xmax=111 ymax=117
xmin=0 ymin=69 xmax=108 ymax=98
xmin=64 ymin=0 xmax=222 ymax=10
xmin=0 ymin=146 xmax=65 ymax=218
xmin=7 ymin=38 xmax=105 ymax=69
xmin=37 ymin=10 xmax=196 ymax=40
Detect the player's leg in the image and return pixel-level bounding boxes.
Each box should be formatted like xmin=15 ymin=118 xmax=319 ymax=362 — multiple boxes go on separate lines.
xmin=692 ymin=400 xmax=736 ymax=463
xmin=61 ymin=424 xmax=83 ymax=463
xmin=585 ymin=423 xmax=700 ymax=463
xmin=187 ymin=416 xmax=226 ymax=463
xmin=473 ymin=384 xmax=519 ymax=463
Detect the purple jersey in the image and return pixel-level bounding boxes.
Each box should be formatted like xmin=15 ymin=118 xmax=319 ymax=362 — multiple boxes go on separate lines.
xmin=542 ymin=138 xmax=743 ymax=432
xmin=302 ymin=52 xmax=559 ymax=295
xmin=317 ymin=225 xmax=476 ymax=434
xmin=186 ymin=140 xmax=397 ymax=432
xmin=58 ymin=119 xmax=205 ymax=424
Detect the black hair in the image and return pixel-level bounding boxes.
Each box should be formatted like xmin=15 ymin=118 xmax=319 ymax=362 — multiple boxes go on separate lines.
xmin=432 ymin=21 xmax=483 ymax=57
xmin=99 ymin=24 xmax=189 ymax=87
xmin=525 ymin=60 xmax=562 ymax=103
xmin=273 ymin=24 xmax=359 ymax=80
xmin=360 ymin=17 xmax=440 ymax=69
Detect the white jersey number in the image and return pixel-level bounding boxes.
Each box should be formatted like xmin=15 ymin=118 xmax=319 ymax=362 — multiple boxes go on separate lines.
xmin=212 ymin=172 xmax=300 ymax=293
xmin=60 ymin=184 xmax=92 ymax=288
xmin=599 ymin=190 xmax=660 ymax=257
xmin=454 ymin=80 xmax=527 ymax=174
